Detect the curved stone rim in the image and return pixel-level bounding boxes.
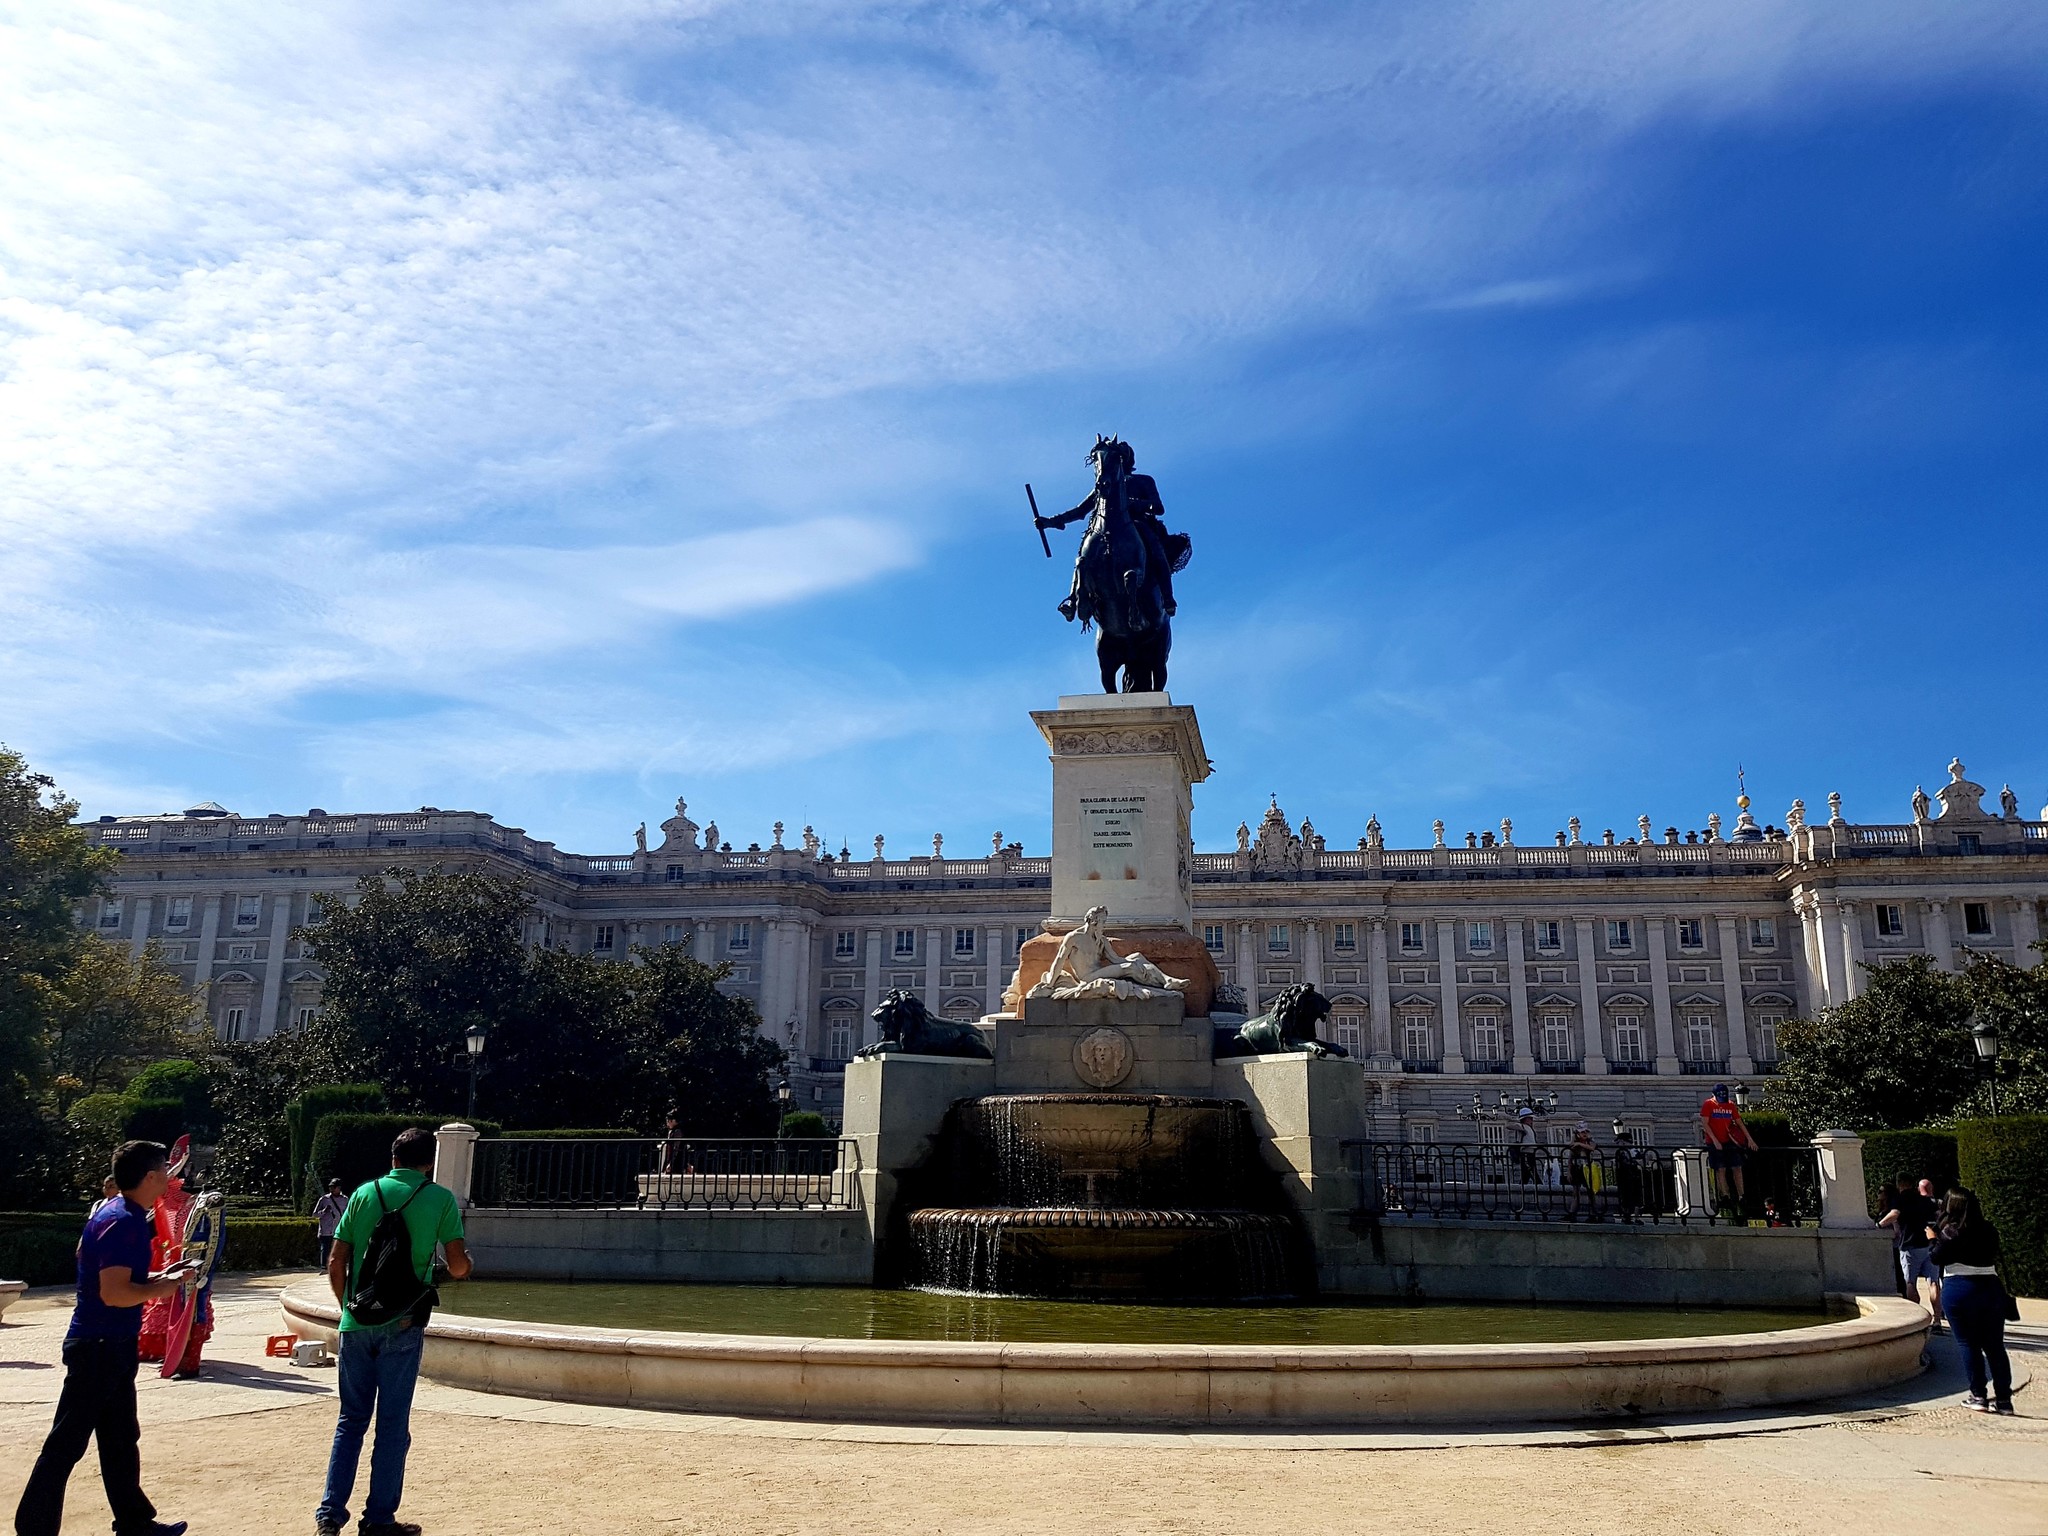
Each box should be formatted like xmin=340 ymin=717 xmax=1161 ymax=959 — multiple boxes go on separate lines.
xmin=280 ymin=1285 xmax=1927 ymax=1426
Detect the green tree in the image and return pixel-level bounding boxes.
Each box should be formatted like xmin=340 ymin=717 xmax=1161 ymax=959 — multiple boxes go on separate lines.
xmin=303 ymin=868 xmax=532 ymax=1110
xmin=626 ymin=944 xmax=784 ymax=1136
xmin=1769 ymin=956 xmax=1980 ymax=1133
xmin=43 ymin=938 xmax=202 ymax=1094
xmin=204 ymin=1014 xmax=372 ymax=1197
xmin=0 ymin=746 xmax=119 ymax=1204
xmin=1956 ymin=944 xmax=2048 ymax=1115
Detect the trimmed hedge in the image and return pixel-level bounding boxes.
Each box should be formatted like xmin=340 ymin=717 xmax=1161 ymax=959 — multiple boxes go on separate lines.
xmin=309 ymin=1114 xmax=502 ymax=1201
xmin=0 ymin=1222 xmax=79 ymax=1286
xmin=287 ymin=1085 xmax=387 ymax=1209
xmin=1861 ymin=1129 xmax=1961 ymax=1218
xmin=1742 ymin=1111 xmax=1797 ymax=1148
xmin=779 ymin=1111 xmax=832 ymax=1140
xmin=1956 ymin=1115 xmax=2048 ymax=1298
xmin=220 ymin=1216 xmax=320 ymax=1272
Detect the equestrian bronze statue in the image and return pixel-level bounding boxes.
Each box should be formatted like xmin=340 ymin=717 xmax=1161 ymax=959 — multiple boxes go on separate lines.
xmin=1030 ymin=435 xmax=1190 ymax=693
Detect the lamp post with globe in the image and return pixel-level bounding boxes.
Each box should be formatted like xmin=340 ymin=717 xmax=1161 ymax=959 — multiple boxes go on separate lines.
xmin=1972 ymin=1016 xmax=2002 ymax=1116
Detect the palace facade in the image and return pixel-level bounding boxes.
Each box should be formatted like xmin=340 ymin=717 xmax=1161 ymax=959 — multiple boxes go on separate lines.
xmin=80 ymin=760 xmax=2047 ymax=1147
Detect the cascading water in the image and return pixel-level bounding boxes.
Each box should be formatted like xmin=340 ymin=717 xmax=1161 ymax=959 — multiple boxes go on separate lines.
xmin=904 ymin=1094 xmax=1308 ymax=1300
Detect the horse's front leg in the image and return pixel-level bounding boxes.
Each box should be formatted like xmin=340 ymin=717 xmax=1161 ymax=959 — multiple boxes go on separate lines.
xmin=1098 ymin=639 xmax=1120 ymax=693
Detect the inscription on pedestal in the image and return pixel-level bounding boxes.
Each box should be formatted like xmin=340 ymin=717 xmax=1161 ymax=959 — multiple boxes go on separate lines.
xmin=1080 ymin=793 xmax=1145 ymax=883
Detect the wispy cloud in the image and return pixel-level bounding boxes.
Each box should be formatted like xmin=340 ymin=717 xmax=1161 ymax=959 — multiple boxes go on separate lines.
xmin=4 ymin=0 xmax=2044 ymax=839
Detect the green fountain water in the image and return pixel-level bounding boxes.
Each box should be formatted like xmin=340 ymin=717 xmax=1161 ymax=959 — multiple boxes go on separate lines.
xmin=438 ymin=1280 xmax=1840 ymax=1346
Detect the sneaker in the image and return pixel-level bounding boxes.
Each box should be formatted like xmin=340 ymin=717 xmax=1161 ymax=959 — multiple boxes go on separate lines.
xmin=138 ymin=1524 xmax=188 ymax=1536
xmin=317 ymin=1522 xmax=343 ymax=1536
xmin=361 ymin=1524 xmax=423 ymax=1536
xmin=1964 ymin=1393 xmax=1990 ymax=1411
xmin=1994 ymin=1401 xmax=2018 ymax=1416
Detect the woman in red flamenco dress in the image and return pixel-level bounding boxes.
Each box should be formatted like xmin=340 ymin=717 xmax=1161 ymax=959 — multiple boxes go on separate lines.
xmin=136 ymin=1137 xmax=212 ymax=1376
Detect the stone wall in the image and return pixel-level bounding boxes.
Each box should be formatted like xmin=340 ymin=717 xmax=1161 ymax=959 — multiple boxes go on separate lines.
xmin=464 ymin=1208 xmax=871 ymax=1284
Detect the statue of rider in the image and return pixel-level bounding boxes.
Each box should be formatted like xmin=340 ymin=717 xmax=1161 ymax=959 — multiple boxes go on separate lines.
xmin=1034 ymin=438 xmax=1189 ymax=625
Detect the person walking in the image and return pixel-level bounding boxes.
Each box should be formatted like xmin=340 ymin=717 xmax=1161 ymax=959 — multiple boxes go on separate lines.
xmin=313 ymin=1178 xmax=349 ymax=1268
xmin=1928 ymin=1186 xmax=2014 ymax=1414
xmin=14 ymin=1140 xmax=192 ymax=1536
xmin=316 ymin=1128 xmax=472 ymax=1536
xmin=1878 ymin=1175 xmax=1946 ymax=1329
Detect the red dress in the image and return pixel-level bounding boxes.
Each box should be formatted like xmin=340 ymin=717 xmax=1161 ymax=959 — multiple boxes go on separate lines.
xmin=136 ymin=1175 xmax=212 ymax=1374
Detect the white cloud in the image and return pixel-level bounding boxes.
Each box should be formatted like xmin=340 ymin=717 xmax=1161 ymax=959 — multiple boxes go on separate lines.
xmin=3 ymin=0 xmax=2043 ymax=826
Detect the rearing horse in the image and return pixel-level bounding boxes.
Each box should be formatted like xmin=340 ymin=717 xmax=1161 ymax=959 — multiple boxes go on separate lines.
xmin=1069 ymin=437 xmax=1171 ymax=692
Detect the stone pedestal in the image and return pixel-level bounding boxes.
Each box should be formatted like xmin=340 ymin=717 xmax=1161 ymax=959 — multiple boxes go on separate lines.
xmin=841 ymin=1052 xmax=996 ymax=1276
xmin=433 ymin=1122 xmax=480 ymax=1207
xmin=1812 ymin=1129 xmax=1870 ymax=1230
xmin=1212 ymin=1053 xmax=1373 ymax=1290
xmin=998 ymin=994 xmax=1216 ymax=1095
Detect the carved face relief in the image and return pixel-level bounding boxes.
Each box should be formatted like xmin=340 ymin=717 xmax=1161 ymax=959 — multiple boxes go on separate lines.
xmin=1072 ymin=1026 xmax=1135 ymax=1088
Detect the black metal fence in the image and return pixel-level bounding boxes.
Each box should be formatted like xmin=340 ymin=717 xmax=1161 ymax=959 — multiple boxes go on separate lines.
xmin=1343 ymin=1141 xmax=1821 ymax=1226
xmin=472 ymin=1138 xmax=861 ymax=1211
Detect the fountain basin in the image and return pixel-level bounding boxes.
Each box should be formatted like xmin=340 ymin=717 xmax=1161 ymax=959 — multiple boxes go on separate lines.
xmin=279 ymin=1283 xmax=1928 ymax=1427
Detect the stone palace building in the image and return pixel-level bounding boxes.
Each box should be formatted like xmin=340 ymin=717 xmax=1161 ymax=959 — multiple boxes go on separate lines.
xmin=81 ymin=758 xmax=2047 ymax=1147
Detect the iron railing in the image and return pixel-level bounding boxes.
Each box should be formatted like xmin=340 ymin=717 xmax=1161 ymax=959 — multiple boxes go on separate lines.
xmin=1343 ymin=1141 xmax=1821 ymax=1226
xmin=472 ymin=1138 xmax=861 ymax=1211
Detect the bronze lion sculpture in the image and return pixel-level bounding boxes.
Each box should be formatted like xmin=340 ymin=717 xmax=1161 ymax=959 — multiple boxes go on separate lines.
xmin=854 ymin=988 xmax=994 ymax=1061
xmin=1215 ymin=982 xmax=1346 ymax=1059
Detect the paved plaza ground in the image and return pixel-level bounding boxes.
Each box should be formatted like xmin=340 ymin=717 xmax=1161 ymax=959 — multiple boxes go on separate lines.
xmin=4 ymin=1274 xmax=2047 ymax=1535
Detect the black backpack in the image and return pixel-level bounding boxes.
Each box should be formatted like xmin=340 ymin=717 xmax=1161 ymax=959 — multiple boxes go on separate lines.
xmin=346 ymin=1180 xmax=437 ymax=1328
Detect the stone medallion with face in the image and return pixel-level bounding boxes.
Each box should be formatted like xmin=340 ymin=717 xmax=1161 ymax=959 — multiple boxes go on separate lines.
xmin=1072 ymin=1026 xmax=1135 ymax=1089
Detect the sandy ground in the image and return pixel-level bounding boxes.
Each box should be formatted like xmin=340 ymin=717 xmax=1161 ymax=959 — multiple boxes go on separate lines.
xmin=4 ymin=1275 xmax=2048 ymax=1536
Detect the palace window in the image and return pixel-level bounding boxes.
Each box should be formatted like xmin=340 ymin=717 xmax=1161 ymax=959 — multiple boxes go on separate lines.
xmin=1202 ymin=924 xmax=1226 ymax=954
xmin=1957 ymin=834 xmax=1982 ymax=855
xmin=834 ymin=930 xmax=857 ymax=959
xmin=222 ymin=1007 xmax=245 ymax=1040
xmin=827 ymin=1015 xmax=853 ymax=1061
xmin=1333 ymin=922 xmax=1356 ymax=952
xmin=1467 ymin=1014 xmax=1503 ymax=1061
xmin=165 ymin=896 xmax=192 ymax=930
xmin=1755 ymin=1014 xmax=1783 ymax=1064
xmin=1685 ymin=1013 xmax=1717 ymax=1061
xmin=1468 ymin=921 xmax=1494 ymax=953
xmin=1964 ymin=902 xmax=1993 ymax=936
xmin=1399 ymin=922 xmax=1426 ymax=952
xmin=295 ymin=1007 xmax=318 ymax=1030
xmin=235 ymin=894 xmax=262 ymax=928
xmin=228 ymin=944 xmax=257 ymax=962
xmin=728 ymin=922 xmax=751 ymax=952
xmin=98 ymin=901 xmax=121 ymax=930
xmin=1541 ymin=1013 xmax=1574 ymax=1060
xmin=1332 ymin=1011 xmax=1364 ymax=1054
xmin=1535 ymin=920 xmax=1562 ymax=951
xmin=1408 ymin=1122 xmax=1435 ymax=1145
xmin=1876 ymin=904 xmax=1905 ymax=937
xmin=1016 ymin=927 xmax=1036 ymax=954
xmin=1267 ymin=924 xmax=1290 ymax=954
xmin=894 ymin=928 xmax=916 ymax=957
xmin=953 ymin=928 xmax=975 ymax=956
xmin=1606 ymin=919 xmax=1633 ymax=951
xmin=661 ymin=923 xmax=686 ymax=945
xmin=593 ymin=924 xmax=615 ymax=953
xmin=1749 ymin=917 xmax=1776 ymax=949
xmin=1676 ymin=918 xmax=1704 ymax=950
xmin=1611 ymin=1014 xmax=1645 ymax=1064
xmin=1402 ymin=1015 xmax=1434 ymax=1060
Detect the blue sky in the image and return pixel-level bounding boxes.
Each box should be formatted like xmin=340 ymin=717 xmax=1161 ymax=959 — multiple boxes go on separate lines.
xmin=4 ymin=2 xmax=2045 ymax=858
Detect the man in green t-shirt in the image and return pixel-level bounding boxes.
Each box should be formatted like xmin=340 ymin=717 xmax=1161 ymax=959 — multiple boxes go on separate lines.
xmin=315 ymin=1128 xmax=471 ymax=1536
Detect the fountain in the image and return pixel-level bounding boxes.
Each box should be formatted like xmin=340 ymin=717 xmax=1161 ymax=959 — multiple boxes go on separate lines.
xmin=904 ymin=1093 xmax=1305 ymax=1299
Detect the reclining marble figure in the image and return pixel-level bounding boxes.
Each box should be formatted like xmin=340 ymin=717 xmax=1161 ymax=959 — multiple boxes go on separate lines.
xmin=1026 ymin=905 xmax=1189 ymax=1001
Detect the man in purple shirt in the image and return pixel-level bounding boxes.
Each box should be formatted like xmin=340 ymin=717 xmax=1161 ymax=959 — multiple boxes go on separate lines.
xmin=13 ymin=1140 xmax=193 ymax=1536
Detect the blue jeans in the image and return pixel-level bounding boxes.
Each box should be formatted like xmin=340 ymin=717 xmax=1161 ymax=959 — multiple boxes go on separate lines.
xmin=318 ymin=1323 xmax=425 ymax=1527
xmin=1941 ymin=1274 xmax=2012 ymax=1405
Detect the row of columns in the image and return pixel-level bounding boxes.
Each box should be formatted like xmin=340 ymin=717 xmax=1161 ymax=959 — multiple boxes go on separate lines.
xmin=1233 ymin=912 xmax=1759 ymax=1076
xmin=1796 ymin=893 xmax=2045 ymax=1011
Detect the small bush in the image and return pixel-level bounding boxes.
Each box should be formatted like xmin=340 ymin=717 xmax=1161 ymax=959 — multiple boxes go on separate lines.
xmin=778 ymin=1111 xmax=832 ymax=1139
xmin=121 ymin=1097 xmax=187 ymax=1147
xmin=1861 ymin=1128 xmax=1961 ymax=1217
xmin=309 ymin=1114 xmax=503 ymax=1200
xmin=1742 ymin=1111 xmax=1797 ymax=1148
xmin=126 ymin=1060 xmax=218 ymax=1141
xmin=1956 ymin=1115 xmax=2048 ymax=1297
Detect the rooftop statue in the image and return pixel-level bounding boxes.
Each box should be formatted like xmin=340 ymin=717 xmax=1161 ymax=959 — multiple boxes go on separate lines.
xmin=1030 ymin=435 xmax=1190 ymax=693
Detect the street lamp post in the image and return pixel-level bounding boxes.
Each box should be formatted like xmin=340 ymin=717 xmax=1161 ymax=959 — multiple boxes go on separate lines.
xmin=461 ymin=1025 xmax=487 ymax=1119
xmin=774 ymin=1077 xmax=792 ymax=1139
xmin=1972 ymin=1017 xmax=2002 ymax=1117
